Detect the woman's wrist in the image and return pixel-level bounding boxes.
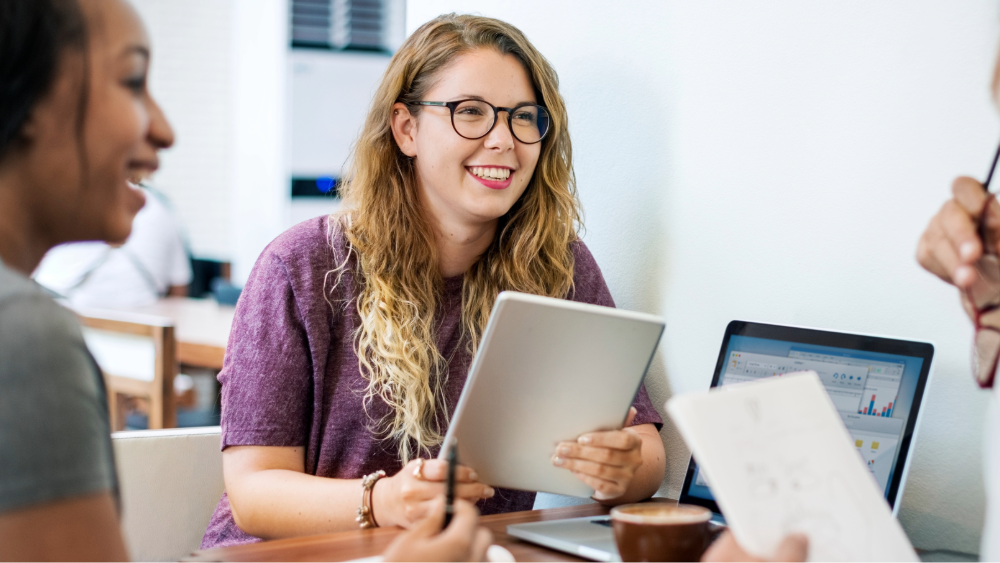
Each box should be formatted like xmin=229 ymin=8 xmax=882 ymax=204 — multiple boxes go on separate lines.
xmin=370 ymin=474 xmax=395 ymax=528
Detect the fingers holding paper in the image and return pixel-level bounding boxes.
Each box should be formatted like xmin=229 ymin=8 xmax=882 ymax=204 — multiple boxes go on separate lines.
xmin=552 ymin=407 xmax=645 ymax=501
xmin=701 ymin=530 xmax=808 ymax=562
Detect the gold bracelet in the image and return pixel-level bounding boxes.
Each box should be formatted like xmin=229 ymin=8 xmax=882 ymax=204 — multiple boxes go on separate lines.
xmin=356 ymin=469 xmax=386 ymax=529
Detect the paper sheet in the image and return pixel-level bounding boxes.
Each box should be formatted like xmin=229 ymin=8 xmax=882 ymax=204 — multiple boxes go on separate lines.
xmin=666 ymin=372 xmax=917 ymax=562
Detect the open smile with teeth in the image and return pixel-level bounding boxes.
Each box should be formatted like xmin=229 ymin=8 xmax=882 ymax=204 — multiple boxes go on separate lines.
xmin=470 ymin=166 xmax=511 ymax=181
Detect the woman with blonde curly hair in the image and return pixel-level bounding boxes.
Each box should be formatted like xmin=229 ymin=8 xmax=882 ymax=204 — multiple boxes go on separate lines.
xmin=201 ymin=13 xmax=666 ymax=548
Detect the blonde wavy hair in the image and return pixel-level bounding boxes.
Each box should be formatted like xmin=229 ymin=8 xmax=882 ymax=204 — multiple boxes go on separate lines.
xmin=333 ymin=13 xmax=581 ymax=462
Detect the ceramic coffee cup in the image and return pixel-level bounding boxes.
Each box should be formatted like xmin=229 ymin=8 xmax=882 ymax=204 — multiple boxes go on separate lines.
xmin=610 ymin=503 xmax=713 ymax=562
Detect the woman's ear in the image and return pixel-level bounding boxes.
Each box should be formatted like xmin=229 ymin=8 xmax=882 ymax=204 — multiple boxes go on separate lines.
xmin=390 ymin=102 xmax=418 ymax=158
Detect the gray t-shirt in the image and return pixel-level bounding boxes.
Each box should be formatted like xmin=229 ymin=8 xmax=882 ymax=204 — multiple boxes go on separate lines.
xmin=0 ymin=258 xmax=117 ymax=514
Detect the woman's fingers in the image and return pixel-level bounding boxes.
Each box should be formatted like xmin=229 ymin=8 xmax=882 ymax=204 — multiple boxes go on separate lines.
xmin=571 ymin=470 xmax=623 ymax=498
xmin=574 ymin=428 xmax=642 ymax=451
xmin=417 ymin=459 xmax=482 ymax=483
xmin=941 ymin=200 xmax=982 ymax=263
xmin=773 ymin=534 xmax=809 ymax=562
xmin=554 ymin=456 xmax=631 ymax=482
xmin=408 ymin=496 xmax=446 ymax=537
xmin=455 ymin=482 xmax=495 ymax=501
xmin=436 ymin=499 xmax=492 ymax=562
xmin=918 ymin=203 xmax=978 ymax=287
xmin=555 ymin=442 xmax=639 ymax=467
xmin=953 ymin=176 xmax=990 ymax=217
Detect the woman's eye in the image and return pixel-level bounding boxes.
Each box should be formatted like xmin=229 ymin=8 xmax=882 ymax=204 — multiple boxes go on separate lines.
xmin=457 ymin=107 xmax=484 ymax=116
xmin=513 ymin=112 xmax=534 ymax=122
xmin=124 ymin=75 xmax=147 ymax=94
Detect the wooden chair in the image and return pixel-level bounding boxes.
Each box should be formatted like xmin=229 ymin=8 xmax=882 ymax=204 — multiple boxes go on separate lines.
xmin=74 ymin=308 xmax=178 ymax=430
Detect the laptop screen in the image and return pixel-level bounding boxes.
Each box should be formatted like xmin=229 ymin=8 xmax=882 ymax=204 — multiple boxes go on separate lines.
xmin=680 ymin=321 xmax=934 ymax=515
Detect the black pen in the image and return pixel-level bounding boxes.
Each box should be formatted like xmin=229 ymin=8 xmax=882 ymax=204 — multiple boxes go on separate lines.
xmin=443 ymin=442 xmax=457 ymax=528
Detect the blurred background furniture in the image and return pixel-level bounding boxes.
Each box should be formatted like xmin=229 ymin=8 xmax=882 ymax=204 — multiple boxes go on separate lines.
xmin=112 ymin=427 xmax=224 ymax=561
xmin=75 ymin=308 xmax=177 ymax=430
xmin=125 ymin=298 xmax=235 ymax=371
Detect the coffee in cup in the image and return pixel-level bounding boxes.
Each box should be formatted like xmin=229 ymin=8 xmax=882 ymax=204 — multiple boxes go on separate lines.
xmin=610 ymin=503 xmax=712 ymax=562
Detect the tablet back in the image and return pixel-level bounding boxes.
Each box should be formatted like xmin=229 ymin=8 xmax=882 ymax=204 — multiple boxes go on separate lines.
xmin=439 ymin=291 xmax=664 ymax=498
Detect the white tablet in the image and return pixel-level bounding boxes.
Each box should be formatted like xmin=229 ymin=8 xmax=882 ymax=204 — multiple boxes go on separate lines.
xmin=438 ymin=291 xmax=665 ymax=498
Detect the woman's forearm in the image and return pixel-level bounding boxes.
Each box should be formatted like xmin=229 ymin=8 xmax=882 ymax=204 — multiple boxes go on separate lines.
xmin=227 ymin=468 xmax=364 ymax=539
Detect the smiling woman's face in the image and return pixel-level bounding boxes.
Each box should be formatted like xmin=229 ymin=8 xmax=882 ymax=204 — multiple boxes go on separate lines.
xmin=18 ymin=0 xmax=173 ymax=246
xmin=392 ymin=48 xmax=541 ymax=230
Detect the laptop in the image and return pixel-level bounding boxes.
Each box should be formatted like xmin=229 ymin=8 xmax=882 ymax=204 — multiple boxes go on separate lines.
xmin=507 ymin=321 xmax=934 ymax=561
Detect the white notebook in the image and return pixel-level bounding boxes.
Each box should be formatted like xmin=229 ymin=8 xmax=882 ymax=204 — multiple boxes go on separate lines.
xmin=667 ymin=371 xmax=917 ymax=562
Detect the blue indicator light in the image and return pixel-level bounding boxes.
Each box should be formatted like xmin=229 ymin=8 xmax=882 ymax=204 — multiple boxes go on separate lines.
xmin=316 ymin=176 xmax=336 ymax=194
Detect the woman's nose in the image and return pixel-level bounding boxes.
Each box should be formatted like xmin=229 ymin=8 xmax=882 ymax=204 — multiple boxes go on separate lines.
xmin=483 ymin=111 xmax=515 ymax=151
xmin=146 ymin=94 xmax=175 ymax=149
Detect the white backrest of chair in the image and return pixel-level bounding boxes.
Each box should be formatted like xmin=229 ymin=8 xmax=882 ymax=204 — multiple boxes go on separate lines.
xmin=112 ymin=427 xmax=223 ymax=561
xmin=83 ymin=327 xmax=156 ymax=382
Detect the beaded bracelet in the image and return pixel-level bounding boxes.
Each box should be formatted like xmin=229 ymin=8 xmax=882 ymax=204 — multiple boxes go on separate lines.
xmin=356 ymin=469 xmax=386 ymax=529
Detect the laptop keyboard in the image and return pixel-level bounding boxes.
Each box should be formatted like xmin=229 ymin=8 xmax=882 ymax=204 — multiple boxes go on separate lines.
xmin=591 ymin=518 xmax=612 ymax=527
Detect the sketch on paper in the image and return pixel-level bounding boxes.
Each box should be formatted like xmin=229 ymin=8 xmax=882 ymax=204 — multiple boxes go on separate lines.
xmin=668 ymin=372 xmax=916 ymax=562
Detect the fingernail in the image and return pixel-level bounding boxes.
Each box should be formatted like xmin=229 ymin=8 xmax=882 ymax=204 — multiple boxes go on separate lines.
xmin=470 ymin=470 xmax=478 ymax=481
xmin=553 ymin=456 xmax=565 ymax=466
xmin=958 ymin=265 xmax=976 ymax=286
xmin=578 ymin=436 xmax=592 ymax=445
xmin=486 ymin=487 xmax=495 ymax=497
xmin=558 ymin=445 xmax=571 ymax=455
xmin=962 ymin=242 xmax=978 ymax=260
xmin=593 ymin=490 xmax=614 ymax=500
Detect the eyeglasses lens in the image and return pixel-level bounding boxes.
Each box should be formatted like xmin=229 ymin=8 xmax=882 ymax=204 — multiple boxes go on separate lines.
xmin=972 ymin=200 xmax=1000 ymax=387
xmin=452 ymin=101 xmax=549 ymax=143
xmin=974 ymin=325 xmax=1000 ymax=386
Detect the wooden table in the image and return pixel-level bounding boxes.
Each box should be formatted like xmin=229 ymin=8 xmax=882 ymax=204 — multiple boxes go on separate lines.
xmin=185 ymin=504 xmax=613 ymax=562
xmin=122 ymin=297 xmax=235 ymax=369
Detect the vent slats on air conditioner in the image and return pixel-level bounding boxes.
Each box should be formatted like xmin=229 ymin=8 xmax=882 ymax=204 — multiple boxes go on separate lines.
xmin=291 ymin=0 xmax=392 ymax=51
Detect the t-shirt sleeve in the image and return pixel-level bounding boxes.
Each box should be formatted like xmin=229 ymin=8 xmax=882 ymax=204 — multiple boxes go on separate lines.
xmin=569 ymin=241 xmax=664 ymax=430
xmin=0 ymin=294 xmax=116 ymax=514
xmin=219 ymin=249 xmax=312 ymax=449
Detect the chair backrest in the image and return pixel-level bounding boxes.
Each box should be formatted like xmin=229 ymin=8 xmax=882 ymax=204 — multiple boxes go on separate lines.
xmin=112 ymin=427 xmax=224 ymax=561
xmin=74 ymin=307 xmax=177 ymax=429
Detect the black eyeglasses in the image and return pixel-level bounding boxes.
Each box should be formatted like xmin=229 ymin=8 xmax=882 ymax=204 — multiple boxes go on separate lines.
xmin=410 ymin=99 xmax=550 ymax=144
xmin=969 ymin=142 xmax=1000 ymax=388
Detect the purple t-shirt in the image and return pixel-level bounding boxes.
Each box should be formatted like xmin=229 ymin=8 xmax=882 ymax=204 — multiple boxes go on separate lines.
xmin=201 ymin=215 xmax=663 ymax=548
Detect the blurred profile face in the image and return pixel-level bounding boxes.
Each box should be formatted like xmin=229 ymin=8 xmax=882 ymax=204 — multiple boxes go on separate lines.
xmin=18 ymin=0 xmax=173 ymax=245
xmin=392 ymin=48 xmax=541 ymax=229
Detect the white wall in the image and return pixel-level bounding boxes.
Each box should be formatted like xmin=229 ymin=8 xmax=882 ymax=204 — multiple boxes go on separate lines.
xmin=130 ymin=0 xmax=234 ymax=261
xmin=407 ymin=1 xmax=1000 ymax=554
xmin=230 ymin=0 xmax=289 ymax=283
xmin=131 ymin=0 xmax=288 ymax=283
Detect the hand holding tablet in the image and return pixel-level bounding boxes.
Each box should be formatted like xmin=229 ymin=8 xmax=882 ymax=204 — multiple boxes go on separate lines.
xmin=439 ymin=291 xmax=665 ymax=498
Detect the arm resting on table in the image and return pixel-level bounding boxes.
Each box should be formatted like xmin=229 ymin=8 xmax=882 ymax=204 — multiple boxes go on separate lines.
xmin=0 ymin=491 xmax=128 ymax=562
xmin=224 ymin=445 xmax=364 ymax=540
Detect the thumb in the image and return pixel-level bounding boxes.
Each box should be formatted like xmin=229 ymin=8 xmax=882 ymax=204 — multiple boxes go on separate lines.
xmin=624 ymin=407 xmax=637 ymax=427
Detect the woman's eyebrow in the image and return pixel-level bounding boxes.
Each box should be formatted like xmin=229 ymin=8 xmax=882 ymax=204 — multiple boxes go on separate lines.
xmin=453 ymin=94 xmax=537 ymax=105
xmin=122 ymin=45 xmax=150 ymax=61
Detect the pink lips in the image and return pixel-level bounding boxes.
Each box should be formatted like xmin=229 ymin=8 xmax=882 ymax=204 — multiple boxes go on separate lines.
xmin=467 ymin=168 xmax=513 ymax=190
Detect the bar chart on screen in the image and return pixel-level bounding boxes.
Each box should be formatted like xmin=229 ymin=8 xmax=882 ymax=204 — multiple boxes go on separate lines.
xmin=858 ymin=378 xmax=900 ymax=417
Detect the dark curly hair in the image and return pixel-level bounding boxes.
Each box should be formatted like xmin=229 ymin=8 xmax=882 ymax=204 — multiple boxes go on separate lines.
xmin=0 ymin=0 xmax=88 ymax=162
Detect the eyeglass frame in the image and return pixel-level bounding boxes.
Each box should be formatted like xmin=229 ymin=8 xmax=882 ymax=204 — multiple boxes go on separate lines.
xmin=408 ymin=99 xmax=551 ymax=145
xmin=968 ymin=142 xmax=1000 ymax=389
